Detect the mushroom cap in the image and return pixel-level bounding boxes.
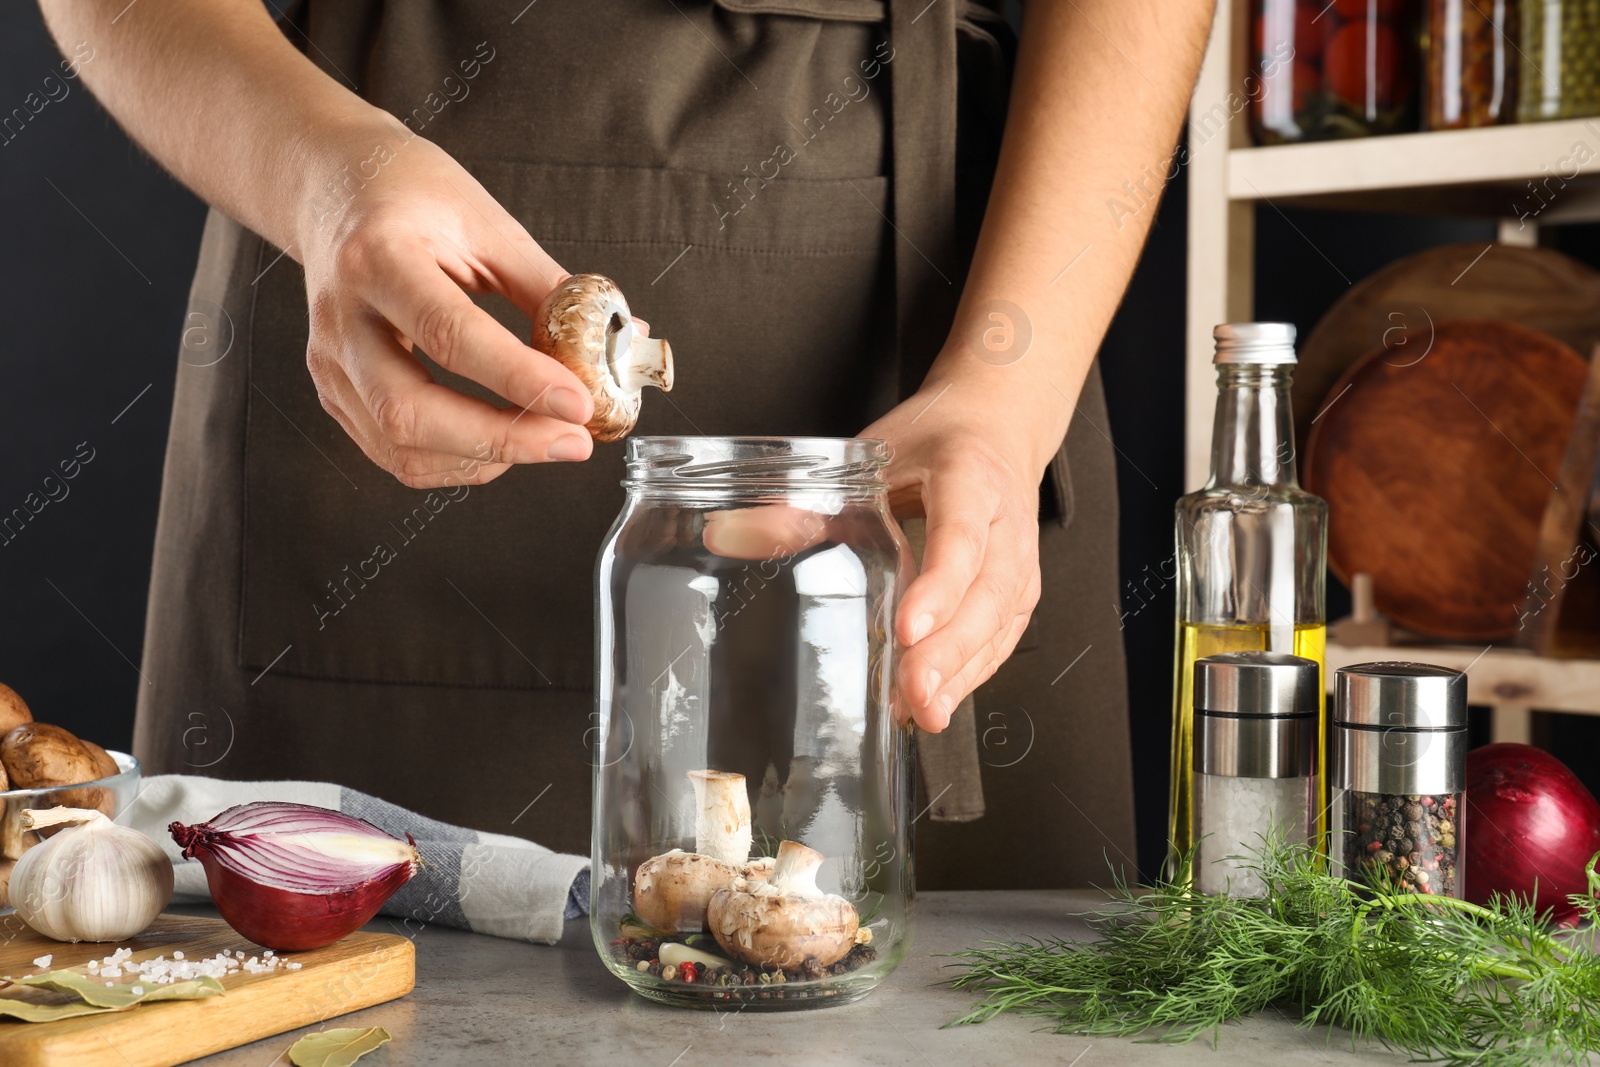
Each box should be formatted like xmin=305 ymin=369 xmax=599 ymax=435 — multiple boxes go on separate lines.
xmin=632 ymin=850 xmax=774 ymax=933
xmin=707 ymin=870 xmax=860 ymax=970
xmin=532 ymin=273 xmax=672 ymax=443
xmin=633 ymin=850 xmax=737 ymax=932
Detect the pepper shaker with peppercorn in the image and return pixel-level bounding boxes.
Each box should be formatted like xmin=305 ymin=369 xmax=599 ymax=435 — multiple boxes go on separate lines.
xmin=1191 ymin=651 xmax=1321 ymax=897
xmin=1331 ymin=662 xmax=1467 ymax=898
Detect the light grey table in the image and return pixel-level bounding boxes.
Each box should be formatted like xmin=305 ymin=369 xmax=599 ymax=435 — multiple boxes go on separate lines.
xmin=195 ymin=891 xmax=1411 ymax=1066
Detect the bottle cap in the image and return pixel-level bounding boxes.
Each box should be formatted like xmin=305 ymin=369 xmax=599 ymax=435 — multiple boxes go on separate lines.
xmin=1213 ymin=322 xmax=1297 ymax=365
xmin=1334 ymin=662 xmax=1467 ymax=730
xmin=1334 ymin=662 xmax=1467 ymax=795
xmin=1194 ymin=652 xmax=1320 ymax=779
xmin=1195 ymin=651 xmax=1321 ymax=718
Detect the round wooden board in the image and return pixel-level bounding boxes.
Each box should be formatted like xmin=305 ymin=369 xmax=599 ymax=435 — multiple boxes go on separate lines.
xmin=1302 ymin=320 xmax=1587 ymax=640
xmin=1295 ymin=243 xmax=1600 ymax=450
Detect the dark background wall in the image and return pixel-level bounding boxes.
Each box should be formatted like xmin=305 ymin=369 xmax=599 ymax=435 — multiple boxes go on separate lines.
xmin=4 ymin=4 xmax=1596 ymax=882
xmin=0 ymin=6 xmax=206 ymax=755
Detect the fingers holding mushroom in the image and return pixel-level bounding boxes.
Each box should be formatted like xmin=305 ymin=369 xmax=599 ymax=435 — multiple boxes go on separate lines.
xmin=532 ymin=273 xmax=672 ymax=442
xmin=708 ymin=840 xmax=860 ymax=971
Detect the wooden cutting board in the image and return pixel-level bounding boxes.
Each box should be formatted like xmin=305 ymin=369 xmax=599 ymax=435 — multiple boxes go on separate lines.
xmin=1295 ymin=244 xmax=1600 ymax=457
xmin=1303 ymin=319 xmax=1588 ymax=640
xmin=0 ymin=912 xmax=413 ymax=1067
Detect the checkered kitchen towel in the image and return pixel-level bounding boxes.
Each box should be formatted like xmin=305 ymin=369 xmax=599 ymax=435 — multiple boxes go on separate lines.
xmin=125 ymin=775 xmax=590 ymax=945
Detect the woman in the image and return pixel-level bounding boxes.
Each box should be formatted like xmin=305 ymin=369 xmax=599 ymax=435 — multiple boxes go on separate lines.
xmin=43 ymin=0 xmax=1213 ymax=887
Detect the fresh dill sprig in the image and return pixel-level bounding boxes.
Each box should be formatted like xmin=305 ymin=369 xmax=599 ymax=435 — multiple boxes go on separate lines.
xmin=946 ymin=839 xmax=1600 ymax=1066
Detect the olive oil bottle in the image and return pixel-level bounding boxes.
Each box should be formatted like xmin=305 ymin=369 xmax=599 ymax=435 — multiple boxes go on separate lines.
xmin=1168 ymin=324 xmax=1328 ymax=874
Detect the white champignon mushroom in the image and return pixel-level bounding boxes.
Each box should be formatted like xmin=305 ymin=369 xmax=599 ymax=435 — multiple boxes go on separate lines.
xmin=633 ymin=849 xmax=738 ymax=932
xmin=707 ymin=840 xmax=860 ymax=971
xmin=532 ymin=273 xmax=673 ymax=442
xmin=632 ymin=770 xmax=765 ymax=932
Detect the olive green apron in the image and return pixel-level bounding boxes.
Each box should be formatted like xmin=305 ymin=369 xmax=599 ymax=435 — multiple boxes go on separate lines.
xmin=133 ymin=0 xmax=1135 ymax=889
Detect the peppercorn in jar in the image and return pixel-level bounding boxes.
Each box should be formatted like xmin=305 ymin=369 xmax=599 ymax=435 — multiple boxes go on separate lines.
xmin=1330 ymin=663 xmax=1467 ymax=898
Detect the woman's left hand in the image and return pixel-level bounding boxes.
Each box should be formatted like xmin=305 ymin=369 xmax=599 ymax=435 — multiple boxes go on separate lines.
xmin=861 ymin=384 xmax=1046 ymax=733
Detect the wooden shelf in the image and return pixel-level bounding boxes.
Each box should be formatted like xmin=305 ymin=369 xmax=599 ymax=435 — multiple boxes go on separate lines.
xmin=1325 ymin=641 xmax=1600 ymax=744
xmin=1228 ymin=118 xmax=1600 ymax=218
xmin=1185 ymin=1 xmax=1600 ymax=492
xmin=1326 ymin=642 xmax=1600 ymax=715
xmin=1183 ymin=1 xmax=1600 ymax=731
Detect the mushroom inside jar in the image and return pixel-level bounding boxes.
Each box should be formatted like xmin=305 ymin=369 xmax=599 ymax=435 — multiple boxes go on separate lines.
xmin=708 ymin=840 xmax=860 ymax=971
xmin=631 ymin=770 xmax=772 ymax=932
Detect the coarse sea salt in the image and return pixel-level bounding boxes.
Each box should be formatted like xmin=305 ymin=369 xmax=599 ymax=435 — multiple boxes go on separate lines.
xmin=32 ymin=955 xmax=51 ymax=969
xmin=33 ymin=946 xmax=297 ymax=988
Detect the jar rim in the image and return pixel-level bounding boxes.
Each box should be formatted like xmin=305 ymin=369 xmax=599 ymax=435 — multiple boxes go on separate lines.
xmin=624 ymin=436 xmax=889 ymax=488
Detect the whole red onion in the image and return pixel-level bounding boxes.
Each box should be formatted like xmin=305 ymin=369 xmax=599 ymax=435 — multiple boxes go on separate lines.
xmin=171 ymin=802 xmax=421 ymax=950
xmin=1465 ymin=743 xmax=1600 ymax=926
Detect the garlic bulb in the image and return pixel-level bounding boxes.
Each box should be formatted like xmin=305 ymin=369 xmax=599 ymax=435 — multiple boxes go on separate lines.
xmin=11 ymin=807 xmax=173 ymax=942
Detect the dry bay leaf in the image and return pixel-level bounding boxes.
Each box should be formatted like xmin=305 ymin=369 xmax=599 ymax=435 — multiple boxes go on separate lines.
xmin=0 ymin=971 xmax=226 ymax=1023
xmin=0 ymin=997 xmax=118 ymax=1023
xmin=288 ymin=1026 xmax=393 ymax=1066
xmin=14 ymin=971 xmax=225 ymax=1009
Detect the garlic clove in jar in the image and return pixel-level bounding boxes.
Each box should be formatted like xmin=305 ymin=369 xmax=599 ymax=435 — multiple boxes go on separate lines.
xmin=10 ymin=807 xmax=173 ymax=943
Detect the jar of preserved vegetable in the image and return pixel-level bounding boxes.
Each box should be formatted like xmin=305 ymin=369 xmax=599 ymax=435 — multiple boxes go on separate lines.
xmin=1427 ymin=0 xmax=1518 ymax=127
xmin=590 ymin=436 xmax=914 ymax=1008
xmin=1331 ymin=662 xmax=1467 ymax=898
xmin=1191 ymin=652 xmax=1321 ymax=898
xmin=1251 ymin=0 xmax=1423 ymax=143
xmin=1519 ymin=0 xmax=1600 ymax=121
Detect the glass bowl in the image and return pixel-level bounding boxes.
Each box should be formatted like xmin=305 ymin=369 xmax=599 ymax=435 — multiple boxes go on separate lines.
xmin=0 ymin=750 xmax=141 ymax=865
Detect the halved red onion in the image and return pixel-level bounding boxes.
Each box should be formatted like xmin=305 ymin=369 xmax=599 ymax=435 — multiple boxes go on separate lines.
xmin=170 ymin=802 xmax=421 ymax=951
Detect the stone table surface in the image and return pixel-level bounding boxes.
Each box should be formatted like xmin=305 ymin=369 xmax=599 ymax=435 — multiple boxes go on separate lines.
xmin=192 ymin=891 xmax=1417 ymax=1067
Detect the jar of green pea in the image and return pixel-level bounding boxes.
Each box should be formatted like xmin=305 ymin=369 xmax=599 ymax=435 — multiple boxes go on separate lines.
xmin=1519 ymin=0 xmax=1600 ymax=120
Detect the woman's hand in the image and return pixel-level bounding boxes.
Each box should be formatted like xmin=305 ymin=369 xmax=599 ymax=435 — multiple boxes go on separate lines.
xmin=298 ymin=125 xmax=596 ymax=488
xmin=862 ymin=385 xmax=1045 ymax=733
xmin=39 ymin=2 xmax=603 ymax=489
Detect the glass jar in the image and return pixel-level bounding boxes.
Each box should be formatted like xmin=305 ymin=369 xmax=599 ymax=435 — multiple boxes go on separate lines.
xmin=1168 ymin=324 xmax=1328 ymax=876
xmin=1251 ymin=0 xmax=1422 ymax=143
xmin=1427 ymin=0 xmax=1518 ymax=127
xmin=1331 ymin=662 xmax=1467 ymax=898
xmin=1192 ymin=652 xmax=1321 ymax=898
xmin=1518 ymin=0 xmax=1600 ymax=121
xmin=590 ymin=436 xmax=914 ymax=1009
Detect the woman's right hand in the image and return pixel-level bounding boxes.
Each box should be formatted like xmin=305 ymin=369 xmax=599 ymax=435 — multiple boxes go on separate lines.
xmin=39 ymin=1 xmax=593 ymax=489
xmin=296 ymin=122 xmax=596 ymax=488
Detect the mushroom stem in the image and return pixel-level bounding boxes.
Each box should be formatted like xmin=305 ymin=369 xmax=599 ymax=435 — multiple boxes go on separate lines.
xmin=769 ymin=840 xmax=825 ymax=897
xmin=609 ymin=331 xmax=674 ymax=393
xmin=689 ymin=770 xmax=752 ymax=866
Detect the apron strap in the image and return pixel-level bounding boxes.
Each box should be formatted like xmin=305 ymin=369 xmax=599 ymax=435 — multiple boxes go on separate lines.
xmin=887 ymin=0 xmax=960 ymax=398
xmin=886 ymin=0 xmax=985 ymax=823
